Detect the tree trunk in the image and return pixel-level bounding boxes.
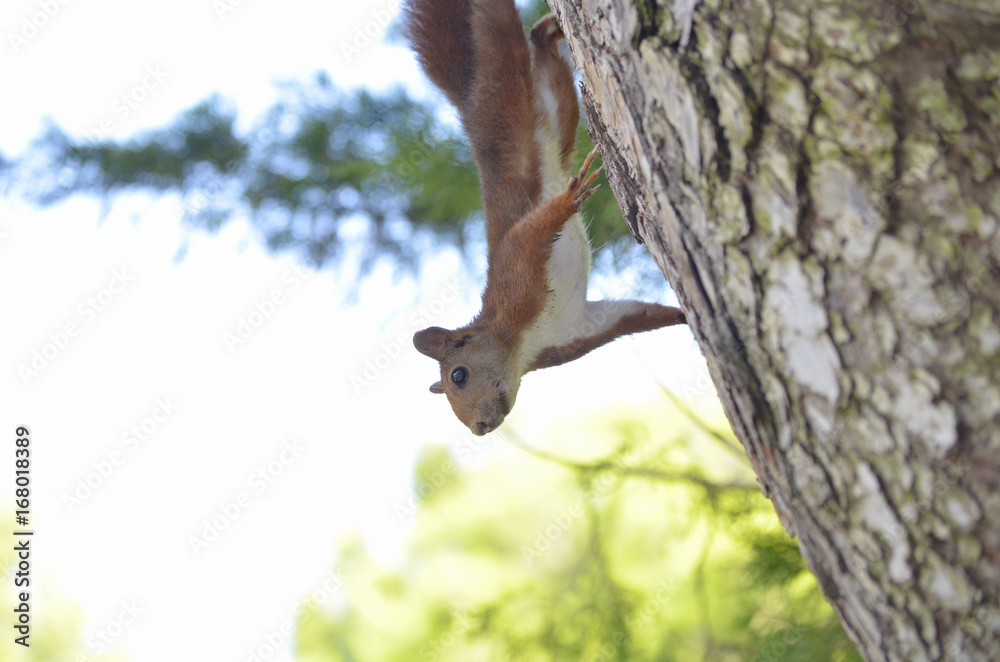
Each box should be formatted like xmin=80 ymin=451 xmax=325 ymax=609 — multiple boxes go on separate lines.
xmin=549 ymin=0 xmax=1000 ymax=659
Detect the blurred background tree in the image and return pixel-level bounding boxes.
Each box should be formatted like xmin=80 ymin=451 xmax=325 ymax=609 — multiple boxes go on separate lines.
xmin=8 ymin=30 xmax=638 ymax=279
xmin=294 ymin=399 xmax=862 ymax=662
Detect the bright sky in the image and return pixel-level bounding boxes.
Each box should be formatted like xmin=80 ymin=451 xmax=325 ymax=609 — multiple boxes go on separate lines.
xmin=0 ymin=1 xmax=712 ymax=661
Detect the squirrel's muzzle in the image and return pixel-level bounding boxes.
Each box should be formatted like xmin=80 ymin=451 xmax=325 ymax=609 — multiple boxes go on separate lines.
xmin=472 ymin=392 xmax=511 ymax=435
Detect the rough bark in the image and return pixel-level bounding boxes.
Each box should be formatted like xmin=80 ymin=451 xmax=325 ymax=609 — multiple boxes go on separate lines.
xmin=549 ymin=0 xmax=1000 ymax=660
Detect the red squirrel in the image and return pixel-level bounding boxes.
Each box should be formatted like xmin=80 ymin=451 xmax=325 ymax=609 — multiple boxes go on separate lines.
xmin=405 ymin=0 xmax=686 ymax=436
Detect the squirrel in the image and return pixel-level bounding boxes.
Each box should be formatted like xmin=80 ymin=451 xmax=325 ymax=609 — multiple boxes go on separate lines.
xmin=405 ymin=0 xmax=687 ymax=436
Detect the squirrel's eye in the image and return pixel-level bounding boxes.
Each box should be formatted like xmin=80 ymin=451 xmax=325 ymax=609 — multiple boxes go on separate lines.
xmin=451 ymin=367 xmax=468 ymax=385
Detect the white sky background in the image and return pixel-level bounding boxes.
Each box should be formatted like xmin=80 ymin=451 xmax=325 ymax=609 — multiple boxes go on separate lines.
xmin=0 ymin=1 xmax=715 ymax=661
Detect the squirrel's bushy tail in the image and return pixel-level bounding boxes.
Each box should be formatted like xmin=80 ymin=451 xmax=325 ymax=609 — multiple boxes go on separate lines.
xmin=404 ymin=0 xmax=540 ymax=250
xmin=403 ymin=0 xmax=475 ymax=111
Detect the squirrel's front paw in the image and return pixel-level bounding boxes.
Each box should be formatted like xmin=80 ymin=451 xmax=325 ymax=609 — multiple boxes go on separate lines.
xmin=566 ymin=148 xmax=603 ymax=209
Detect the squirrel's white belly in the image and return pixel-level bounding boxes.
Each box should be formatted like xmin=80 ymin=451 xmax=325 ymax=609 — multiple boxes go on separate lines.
xmin=517 ymin=214 xmax=591 ymax=370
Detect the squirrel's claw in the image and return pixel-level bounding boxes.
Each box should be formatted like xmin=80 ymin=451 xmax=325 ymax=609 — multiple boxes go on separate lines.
xmin=567 ymin=148 xmax=602 ymax=208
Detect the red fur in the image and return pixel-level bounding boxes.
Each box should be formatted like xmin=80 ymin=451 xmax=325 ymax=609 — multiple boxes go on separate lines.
xmin=403 ymin=0 xmax=474 ymax=109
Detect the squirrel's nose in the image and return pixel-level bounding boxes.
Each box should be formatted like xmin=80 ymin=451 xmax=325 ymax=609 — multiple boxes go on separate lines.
xmin=473 ymin=397 xmax=509 ymax=435
xmin=475 ymin=421 xmax=494 ymax=435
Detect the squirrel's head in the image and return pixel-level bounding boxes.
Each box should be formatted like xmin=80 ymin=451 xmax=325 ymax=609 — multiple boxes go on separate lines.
xmin=413 ymin=326 xmax=518 ymax=436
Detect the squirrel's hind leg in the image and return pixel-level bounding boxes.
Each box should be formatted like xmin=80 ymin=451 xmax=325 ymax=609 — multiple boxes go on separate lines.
xmin=529 ymin=14 xmax=578 ymax=176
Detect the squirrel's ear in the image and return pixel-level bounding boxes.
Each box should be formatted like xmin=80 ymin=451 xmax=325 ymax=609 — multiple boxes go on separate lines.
xmin=429 ymin=381 xmax=444 ymax=394
xmin=414 ymin=326 xmax=451 ymax=360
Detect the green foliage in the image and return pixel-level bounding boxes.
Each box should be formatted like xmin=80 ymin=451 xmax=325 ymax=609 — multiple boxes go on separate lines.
xmin=295 ymin=405 xmax=862 ymax=662
xmin=13 ymin=71 xmax=637 ymax=275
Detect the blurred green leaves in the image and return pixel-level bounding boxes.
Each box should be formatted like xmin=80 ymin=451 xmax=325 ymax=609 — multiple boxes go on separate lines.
xmin=12 ymin=72 xmax=635 ymax=276
xmin=295 ymin=403 xmax=862 ymax=662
